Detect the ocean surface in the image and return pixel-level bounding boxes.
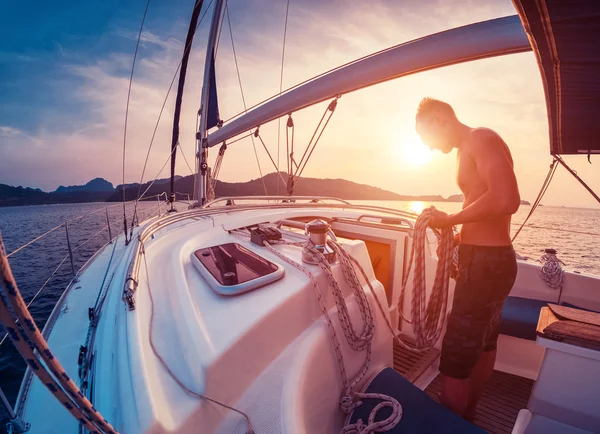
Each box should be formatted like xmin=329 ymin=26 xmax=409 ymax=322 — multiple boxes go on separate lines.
xmin=0 ymin=200 xmax=598 ymax=417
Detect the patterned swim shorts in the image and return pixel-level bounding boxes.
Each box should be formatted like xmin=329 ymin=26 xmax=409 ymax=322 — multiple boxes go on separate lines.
xmin=439 ymin=244 xmax=518 ymax=379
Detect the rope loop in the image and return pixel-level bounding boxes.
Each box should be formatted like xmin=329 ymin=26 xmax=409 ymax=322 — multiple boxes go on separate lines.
xmin=341 ymin=393 xmax=403 ymax=434
xmin=232 ymin=208 xmax=455 ymax=433
xmin=540 ymin=249 xmax=565 ymax=289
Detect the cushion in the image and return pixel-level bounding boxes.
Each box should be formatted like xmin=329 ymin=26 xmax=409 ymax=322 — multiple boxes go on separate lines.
xmin=348 ymin=368 xmax=485 ymax=433
xmin=500 ymin=296 xmax=549 ymax=340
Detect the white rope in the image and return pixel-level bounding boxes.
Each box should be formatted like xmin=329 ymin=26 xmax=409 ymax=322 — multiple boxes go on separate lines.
xmin=232 ymin=208 xmax=454 ymax=432
xmin=206 ymin=167 xmax=216 ymax=203
xmin=540 ymin=250 xmax=565 ymax=290
xmin=397 ymin=208 xmax=454 ymax=350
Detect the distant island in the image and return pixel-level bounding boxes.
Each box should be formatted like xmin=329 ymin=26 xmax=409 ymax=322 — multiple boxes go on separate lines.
xmin=0 ymin=173 xmax=531 ymax=207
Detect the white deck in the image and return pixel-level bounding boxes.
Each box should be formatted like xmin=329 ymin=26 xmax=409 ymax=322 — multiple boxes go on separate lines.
xmin=16 ymin=203 xmax=600 ymax=434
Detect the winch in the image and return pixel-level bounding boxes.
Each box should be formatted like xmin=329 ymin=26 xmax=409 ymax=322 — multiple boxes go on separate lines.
xmin=302 ymin=219 xmax=337 ymax=264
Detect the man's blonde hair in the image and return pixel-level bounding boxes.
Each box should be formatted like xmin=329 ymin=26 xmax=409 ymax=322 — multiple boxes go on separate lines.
xmin=416 ymin=97 xmax=457 ymax=121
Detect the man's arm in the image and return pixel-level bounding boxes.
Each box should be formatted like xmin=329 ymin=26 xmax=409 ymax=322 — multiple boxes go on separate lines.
xmin=447 ymin=131 xmax=520 ymax=226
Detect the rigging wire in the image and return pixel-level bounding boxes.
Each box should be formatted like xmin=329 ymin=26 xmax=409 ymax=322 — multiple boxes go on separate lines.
xmin=220 ymin=31 xmax=421 ymax=126
xmin=512 ymin=158 xmax=558 ymax=242
xmin=6 ymin=223 xmax=65 ymax=258
xmin=277 ymin=0 xmax=291 ymax=195
xmin=286 ymin=114 xmax=295 ymax=192
xmin=122 ymin=0 xmax=152 ymax=245
xmin=178 ymin=142 xmax=196 ymax=176
xmin=0 ymin=255 xmax=69 ymax=348
xmin=295 ymin=101 xmax=337 ymax=179
xmin=136 ymin=146 xmax=180 ymax=205
xmin=510 ymin=222 xmax=600 ymax=237
xmin=226 ymin=4 xmax=267 ymax=195
xmin=287 ymin=98 xmax=338 ymax=195
xmin=223 ymin=131 xmax=253 ymax=146
xmin=254 ymin=130 xmax=288 ymax=186
xmin=554 ymin=154 xmax=600 ymax=205
xmin=131 ymin=0 xmax=214 ymax=225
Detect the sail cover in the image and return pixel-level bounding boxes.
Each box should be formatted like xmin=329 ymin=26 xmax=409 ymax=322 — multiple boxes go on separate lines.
xmin=207 ymin=52 xmax=220 ymax=129
xmin=513 ymin=0 xmax=600 ymax=156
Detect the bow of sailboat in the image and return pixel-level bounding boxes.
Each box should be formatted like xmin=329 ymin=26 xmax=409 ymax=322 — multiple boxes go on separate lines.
xmin=4 ymin=1 xmax=600 ymax=434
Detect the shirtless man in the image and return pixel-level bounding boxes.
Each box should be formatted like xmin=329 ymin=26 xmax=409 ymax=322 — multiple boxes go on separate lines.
xmin=415 ymin=97 xmax=520 ymax=420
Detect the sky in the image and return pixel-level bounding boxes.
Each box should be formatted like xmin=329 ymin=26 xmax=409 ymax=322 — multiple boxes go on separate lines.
xmin=0 ymin=0 xmax=598 ymax=209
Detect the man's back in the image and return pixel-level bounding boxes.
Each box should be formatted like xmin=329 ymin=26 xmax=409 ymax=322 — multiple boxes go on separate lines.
xmin=456 ymin=128 xmax=517 ymax=246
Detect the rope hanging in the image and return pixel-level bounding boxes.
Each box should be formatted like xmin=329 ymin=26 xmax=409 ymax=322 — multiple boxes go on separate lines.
xmin=233 ymin=206 xmax=454 ymax=433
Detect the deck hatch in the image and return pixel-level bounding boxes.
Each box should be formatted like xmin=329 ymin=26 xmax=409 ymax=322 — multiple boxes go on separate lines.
xmin=192 ymin=243 xmax=284 ymax=295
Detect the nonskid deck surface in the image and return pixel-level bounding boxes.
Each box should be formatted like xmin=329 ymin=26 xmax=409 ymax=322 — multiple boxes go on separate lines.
xmin=424 ymin=370 xmax=534 ymax=434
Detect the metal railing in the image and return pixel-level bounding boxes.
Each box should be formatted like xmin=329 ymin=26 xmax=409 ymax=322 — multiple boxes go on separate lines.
xmin=0 ymin=193 xmax=169 ymax=429
xmin=204 ymin=195 xmax=352 ymax=207
xmin=0 ymin=193 xmax=168 ymax=348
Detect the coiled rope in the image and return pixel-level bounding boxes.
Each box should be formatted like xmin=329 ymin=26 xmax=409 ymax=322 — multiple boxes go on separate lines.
xmin=397 ymin=207 xmax=454 ymax=350
xmin=234 ymin=207 xmax=454 ymax=433
xmin=263 ymin=239 xmax=402 ymax=434
xmin=0 ymin=236 xmax=118 ymax=434
xmin=540 ymin=250 xmax=565 ymax=290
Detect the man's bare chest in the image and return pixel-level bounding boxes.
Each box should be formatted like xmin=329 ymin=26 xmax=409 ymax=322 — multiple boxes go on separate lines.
xmin=456 ymin=151 xmax=479 ymax=195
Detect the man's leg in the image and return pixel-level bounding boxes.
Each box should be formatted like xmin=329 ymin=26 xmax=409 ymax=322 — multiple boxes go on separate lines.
xmin=464 ymin=349 xmax=496 ymax=421
xmin=438 ymin=309 xmax=485 ymax=417
xmin=464 ymin=302 xmax=505 ymax=420
xmin=439 ymin=375 xmax=470 ymax=416
xmin=439 ymin=245 xmax=490 ymax=418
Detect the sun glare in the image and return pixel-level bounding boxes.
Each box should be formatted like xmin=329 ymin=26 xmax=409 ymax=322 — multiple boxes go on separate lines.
xmin=401 ymin=137 xmax=433 ymax=166
xmin=409 ymin=201 xmax=426 ymax=215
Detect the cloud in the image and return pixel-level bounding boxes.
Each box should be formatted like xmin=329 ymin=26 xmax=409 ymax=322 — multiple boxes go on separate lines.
xmin=1 ymin=0 xmax=598 ymax=208
xmin=0 ymin=126 xmax=22 ymax=137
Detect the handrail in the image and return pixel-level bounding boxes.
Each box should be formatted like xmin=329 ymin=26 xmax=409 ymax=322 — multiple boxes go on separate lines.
xmin=204 ymin=195 xmax=352 ymax=207
xmin=121 ymin=201 xmax=423 ymax=309
xmin=355 ymin=214 xmax=414 ymax=229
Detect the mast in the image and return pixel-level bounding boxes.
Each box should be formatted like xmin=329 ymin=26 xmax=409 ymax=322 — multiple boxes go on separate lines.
xmin=169 ymin=0 xmax=205 ymax=212
xmin=195 ymin=0 xmax=226 ymax=206
xmin=207 ymin=15 xmax=530 ymax=148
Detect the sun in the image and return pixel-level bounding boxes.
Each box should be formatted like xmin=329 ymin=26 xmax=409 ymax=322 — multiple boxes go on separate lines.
xmin=400 ymin=136 xmax=433 ymax=166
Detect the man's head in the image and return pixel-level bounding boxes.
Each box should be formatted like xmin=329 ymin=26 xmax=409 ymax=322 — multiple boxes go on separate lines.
xmin=415 ymin=97 xmax=461 ymax=154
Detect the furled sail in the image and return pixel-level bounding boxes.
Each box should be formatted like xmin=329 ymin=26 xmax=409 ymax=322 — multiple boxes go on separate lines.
xmin=207 ymin=52 xmax=220 ymax=129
